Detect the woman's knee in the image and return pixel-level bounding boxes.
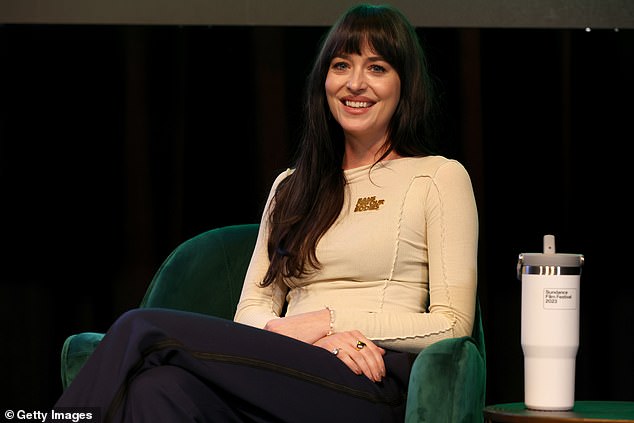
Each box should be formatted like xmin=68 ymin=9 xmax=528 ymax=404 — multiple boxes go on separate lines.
xmin=109 ymin=308 xmax=162 ymax=333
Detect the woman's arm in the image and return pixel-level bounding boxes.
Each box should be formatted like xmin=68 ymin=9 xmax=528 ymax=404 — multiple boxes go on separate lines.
xmin=233 ymin=171 xmax=290 ymax=327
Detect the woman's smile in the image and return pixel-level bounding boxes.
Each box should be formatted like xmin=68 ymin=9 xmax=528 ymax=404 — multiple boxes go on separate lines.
xmin=340 ymin=96 xmax=376 ymax=113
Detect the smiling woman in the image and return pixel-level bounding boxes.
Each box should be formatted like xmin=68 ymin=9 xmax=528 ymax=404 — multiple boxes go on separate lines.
xmin=51 ymin=4 xmax=480 ymax=422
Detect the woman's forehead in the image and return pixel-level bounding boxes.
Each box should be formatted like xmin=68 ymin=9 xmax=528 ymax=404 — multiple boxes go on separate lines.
xmin=332 ymin=35 xmax=381 ymax=57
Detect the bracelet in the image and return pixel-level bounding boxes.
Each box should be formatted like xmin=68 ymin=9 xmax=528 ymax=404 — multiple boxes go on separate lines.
xmin=325 ymin=305 xmax=335 ymax=336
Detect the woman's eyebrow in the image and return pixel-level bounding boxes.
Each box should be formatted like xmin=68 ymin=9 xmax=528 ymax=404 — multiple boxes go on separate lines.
xmin=332 ymin=52 xmax=351 ymax=60
xmin=332 ymin=53 xmax=386 ymax=62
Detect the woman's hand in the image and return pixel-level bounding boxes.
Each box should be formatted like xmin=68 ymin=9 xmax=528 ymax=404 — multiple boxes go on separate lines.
xmin=264 ymin=312 xmax=386 ymax=382
xmin=314 ymin=330 xmax=386 ymax=383
xmin=264 ymin=309 xmax=331 ymax=344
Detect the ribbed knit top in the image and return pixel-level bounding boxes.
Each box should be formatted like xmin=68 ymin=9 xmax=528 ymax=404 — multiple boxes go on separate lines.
xmin=234 ymin=156 xmax=478 ymax=353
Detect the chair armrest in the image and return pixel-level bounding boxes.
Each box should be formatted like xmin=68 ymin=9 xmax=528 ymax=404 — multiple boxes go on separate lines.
xmin=60 ymin=332 xmax=105 ymax=390
xmin=405 ymin=336 xmax=486 ymax=423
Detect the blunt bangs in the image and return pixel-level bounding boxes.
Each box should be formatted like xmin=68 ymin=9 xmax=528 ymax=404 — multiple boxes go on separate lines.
xmin=322 ymin=6 xmax=405 ymax=75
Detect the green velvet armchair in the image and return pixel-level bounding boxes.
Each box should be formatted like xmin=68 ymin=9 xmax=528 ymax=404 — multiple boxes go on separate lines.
xmin=60 ymin=224 xmax=486 ymax=422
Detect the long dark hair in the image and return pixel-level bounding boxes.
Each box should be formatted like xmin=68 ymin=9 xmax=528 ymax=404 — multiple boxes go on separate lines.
xmin=261 ymin=4 xmax=438 ymax=287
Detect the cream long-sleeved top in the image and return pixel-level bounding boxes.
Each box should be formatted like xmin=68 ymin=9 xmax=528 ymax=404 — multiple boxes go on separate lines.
xmin=234 ymin=156 xmax=478 ymax=353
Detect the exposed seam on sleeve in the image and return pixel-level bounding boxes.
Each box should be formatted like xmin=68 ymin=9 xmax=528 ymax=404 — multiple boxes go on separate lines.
xmin=429 ymin=162 xmax=457 ymax=336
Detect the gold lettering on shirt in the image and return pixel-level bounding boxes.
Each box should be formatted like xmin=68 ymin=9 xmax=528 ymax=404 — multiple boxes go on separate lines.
xmin=354 ymin=196 xmax=385 ymax=212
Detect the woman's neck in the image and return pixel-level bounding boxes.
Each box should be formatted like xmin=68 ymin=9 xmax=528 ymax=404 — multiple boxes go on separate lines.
xmin=342 ymin=142 xmax=401 ymax=170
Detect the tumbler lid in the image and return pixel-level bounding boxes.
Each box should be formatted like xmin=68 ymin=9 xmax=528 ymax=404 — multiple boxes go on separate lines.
xmin=517 ymin=235 xmax=584 ymax=279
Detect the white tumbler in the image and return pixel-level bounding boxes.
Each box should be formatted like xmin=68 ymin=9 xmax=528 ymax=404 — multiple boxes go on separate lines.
xmin=517 ymin=235 xmax=584 ymax=411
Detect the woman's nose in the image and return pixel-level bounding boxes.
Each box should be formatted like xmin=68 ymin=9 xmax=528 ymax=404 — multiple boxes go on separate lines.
xmin=346 ymin=69 xmax=367 ymax=92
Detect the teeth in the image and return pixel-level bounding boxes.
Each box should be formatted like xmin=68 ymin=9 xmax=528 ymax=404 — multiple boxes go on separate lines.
xmin=345 ymin=100 xmax=371 ymax=108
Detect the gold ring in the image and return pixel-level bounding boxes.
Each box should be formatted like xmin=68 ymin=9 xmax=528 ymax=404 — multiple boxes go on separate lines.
xmin=356 ymin=340 xmax=366 ymax=350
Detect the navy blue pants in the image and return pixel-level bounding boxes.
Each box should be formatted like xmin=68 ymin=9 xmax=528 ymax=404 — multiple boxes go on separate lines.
xmin=56 ymin=308 xmax=415 ymax=422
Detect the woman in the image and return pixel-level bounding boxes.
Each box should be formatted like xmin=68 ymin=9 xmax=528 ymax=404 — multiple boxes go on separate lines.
xmin=55 ymin=4 xmax=478 ymax=422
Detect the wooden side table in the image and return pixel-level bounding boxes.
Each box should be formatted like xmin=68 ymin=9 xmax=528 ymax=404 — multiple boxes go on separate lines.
xmin=484 ymin=401 xmax=634 ymax=423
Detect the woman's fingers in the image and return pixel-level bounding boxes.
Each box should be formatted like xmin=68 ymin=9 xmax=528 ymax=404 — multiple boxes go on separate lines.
xmin=316 ymin=331 xmax=386 ymax=382
xmin=346 ymin=331 xmax=386 ymax=381
xmin=350 ymin=342 xmax=386 ymax=382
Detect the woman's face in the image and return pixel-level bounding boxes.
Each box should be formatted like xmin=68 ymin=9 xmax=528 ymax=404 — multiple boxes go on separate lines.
xmin=325 ymin=43 xmax=401 ymax=144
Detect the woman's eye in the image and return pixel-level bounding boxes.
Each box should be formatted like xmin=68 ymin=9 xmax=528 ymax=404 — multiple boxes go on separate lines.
xmin=331 ymin=62 xmax=349 ymax=71
xmin=369 ymin=64 xmax=387 ymax=73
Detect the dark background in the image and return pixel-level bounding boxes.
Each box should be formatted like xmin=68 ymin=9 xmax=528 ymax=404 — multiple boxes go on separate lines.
xmin=1 ymin=22 xmax=633 ymax=410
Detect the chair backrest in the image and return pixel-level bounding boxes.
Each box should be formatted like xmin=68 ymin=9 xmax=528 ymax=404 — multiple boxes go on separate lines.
xmin=140 ymin=223 xmax=259 ymax=320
